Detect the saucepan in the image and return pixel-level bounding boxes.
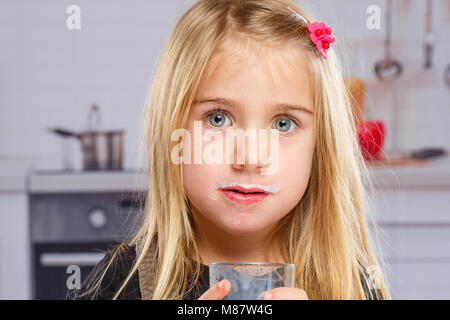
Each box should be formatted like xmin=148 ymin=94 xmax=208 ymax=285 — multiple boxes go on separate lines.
xmin=49 ymin=105 xmax=124 ymax=171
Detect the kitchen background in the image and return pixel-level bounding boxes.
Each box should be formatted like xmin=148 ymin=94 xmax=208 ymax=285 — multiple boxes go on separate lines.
xmin=1 ymin=0 xmax=449 ymax=299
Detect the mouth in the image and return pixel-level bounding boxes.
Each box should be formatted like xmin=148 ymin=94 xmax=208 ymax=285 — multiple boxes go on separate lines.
xmin=219 ymin=186 xmax=271 ymax=204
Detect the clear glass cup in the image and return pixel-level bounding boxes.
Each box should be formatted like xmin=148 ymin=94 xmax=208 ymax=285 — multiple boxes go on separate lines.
xmin=209 ymin=262 xmax=295 ymax=300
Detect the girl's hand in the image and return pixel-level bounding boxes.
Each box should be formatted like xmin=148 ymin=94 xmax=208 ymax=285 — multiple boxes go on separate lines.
xmin=197 ymin=281 xmax=308 ymax=300
xmin=198 ymin=279 xmax=231 ymax=300
xmin=261 ymin=287 xmax=309 ymax=300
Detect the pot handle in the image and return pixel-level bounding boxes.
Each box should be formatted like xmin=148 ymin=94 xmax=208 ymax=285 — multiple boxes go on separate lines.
xmin=48 ymin=127 xmax=79 ymax=138
xmin=87 ymin=104 xmax=101 ymax=131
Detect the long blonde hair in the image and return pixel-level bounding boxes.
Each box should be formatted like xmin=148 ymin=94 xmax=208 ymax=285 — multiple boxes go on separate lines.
xmin=82 ymin=0 xmax=390 ymax=300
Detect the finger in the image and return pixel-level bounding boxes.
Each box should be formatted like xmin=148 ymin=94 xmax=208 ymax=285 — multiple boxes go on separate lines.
xmin=261 ymin=287 xmax=308 ymax=300
xmin=198 ymin=279 xmax=230 ymax=300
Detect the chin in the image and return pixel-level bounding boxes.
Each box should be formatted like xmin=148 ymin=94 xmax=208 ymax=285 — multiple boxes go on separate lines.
xmin=221 ymin=216 xmax=267 ymax=236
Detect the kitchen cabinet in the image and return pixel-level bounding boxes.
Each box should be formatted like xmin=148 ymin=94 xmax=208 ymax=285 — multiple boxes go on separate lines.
xmin=0 ymin=194 xmax=30 ymax=299
xmin=369 ymin=156 xmax=450 ymax=299
xmin=0 ymin=158 xmax=32 ymax=299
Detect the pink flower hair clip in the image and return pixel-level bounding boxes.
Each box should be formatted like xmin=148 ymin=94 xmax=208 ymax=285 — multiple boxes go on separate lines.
xmin=287 ymin=7 xmax=336 ymax=59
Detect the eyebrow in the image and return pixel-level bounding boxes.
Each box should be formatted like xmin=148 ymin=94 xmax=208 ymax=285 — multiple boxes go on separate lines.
xmin=193 ymin=97 xmax=314 ymax=115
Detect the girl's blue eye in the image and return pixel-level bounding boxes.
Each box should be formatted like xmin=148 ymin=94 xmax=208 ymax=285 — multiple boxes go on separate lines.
xmin=207 ymin=110 xmax=232 ymax=127
xmin=272 ymin=116 xmax=297 ymax=133
xmin=205 ymin=110 xmax=298 ymax=132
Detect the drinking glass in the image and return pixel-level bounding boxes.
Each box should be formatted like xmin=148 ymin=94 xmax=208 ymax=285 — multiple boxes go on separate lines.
xmin=209 ymin=262 xmax=295 ymax=300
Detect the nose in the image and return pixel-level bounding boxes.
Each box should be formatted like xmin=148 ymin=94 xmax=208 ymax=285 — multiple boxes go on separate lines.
xmin=230 ymin=129 xmax=272 ymax=173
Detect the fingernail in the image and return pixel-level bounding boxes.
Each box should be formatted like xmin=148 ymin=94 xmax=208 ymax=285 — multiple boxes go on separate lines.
xmin=262 ymin=292 xmax=272 ymax=300
xmin=218 ymin=280 xmax=225 ymax=289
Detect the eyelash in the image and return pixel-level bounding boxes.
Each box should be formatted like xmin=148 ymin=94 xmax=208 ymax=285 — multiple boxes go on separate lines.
xmin=203 ymin=107 xmax=232 ymax=125
xmin=203 ymin=107 xmax=301 ymax=130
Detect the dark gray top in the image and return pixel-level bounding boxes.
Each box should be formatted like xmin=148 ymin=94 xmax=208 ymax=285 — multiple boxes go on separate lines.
xmin=71 ymin=243 xmax=381 ymax=300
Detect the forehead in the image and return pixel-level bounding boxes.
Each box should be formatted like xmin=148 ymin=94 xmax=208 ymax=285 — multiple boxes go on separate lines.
xmin=195 ymin=36 xmax=313 ymax=109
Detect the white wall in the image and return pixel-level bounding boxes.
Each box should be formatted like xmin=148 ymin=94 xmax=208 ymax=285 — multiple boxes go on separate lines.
xmin=1 ymin=0 xmax=449 ymax=170
xmin=0 ymin=0 xmax=197 ymax=170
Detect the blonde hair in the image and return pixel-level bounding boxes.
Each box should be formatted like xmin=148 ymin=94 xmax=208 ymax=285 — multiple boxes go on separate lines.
xmin=80 ymin=0 xmax=390 ymax=300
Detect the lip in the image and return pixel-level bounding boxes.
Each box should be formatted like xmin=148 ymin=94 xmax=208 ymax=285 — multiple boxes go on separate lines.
xmin=220 ymin=189 xmax=269 ymax=204
xmin=216 ymin=181 xmax=281 ymax=194
xmin=216 ymin=181 xmax=280 ymax=205
xmin=223 ymin=185 xmax=267 ymax=194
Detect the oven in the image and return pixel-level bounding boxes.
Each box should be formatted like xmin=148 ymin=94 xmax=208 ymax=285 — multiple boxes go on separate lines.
xmin=30 ymin=192 xmax=142 ymax=299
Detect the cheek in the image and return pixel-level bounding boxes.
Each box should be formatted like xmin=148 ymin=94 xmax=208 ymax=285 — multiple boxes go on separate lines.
xmin=183 ymin=163 xmax=207 ymax=195
xmin=182 ymin=163 xmax=221 ymax=206
xmin=276 ymin=140 xmax=314 ymax=203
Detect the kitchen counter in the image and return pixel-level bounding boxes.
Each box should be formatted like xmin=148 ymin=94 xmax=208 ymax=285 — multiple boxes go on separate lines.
xmin=369 ymin=154 xmax=450 ymax=189
xmin=28 ymin=169 xmax=148 ymax=194
xmin=25 ymin=155 xmax=450 ymax=194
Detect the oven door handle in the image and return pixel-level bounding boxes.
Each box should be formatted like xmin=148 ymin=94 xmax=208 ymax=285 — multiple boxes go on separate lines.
xmin=39 ymin=252 xmax=106 ymax=267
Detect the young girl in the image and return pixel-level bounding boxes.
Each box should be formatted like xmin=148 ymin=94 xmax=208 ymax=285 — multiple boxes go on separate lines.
xmin=73 ymin=0 xmax=390 ymax=300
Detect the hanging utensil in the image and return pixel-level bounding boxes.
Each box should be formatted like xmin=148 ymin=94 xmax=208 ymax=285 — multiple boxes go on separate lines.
xmin=424 ymin=0 xmax=434 ymax=69
xmin=374 ymin=0 xmax=402 ymax=80
xmin=444 ymin=64 xmax=450 ymax=88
